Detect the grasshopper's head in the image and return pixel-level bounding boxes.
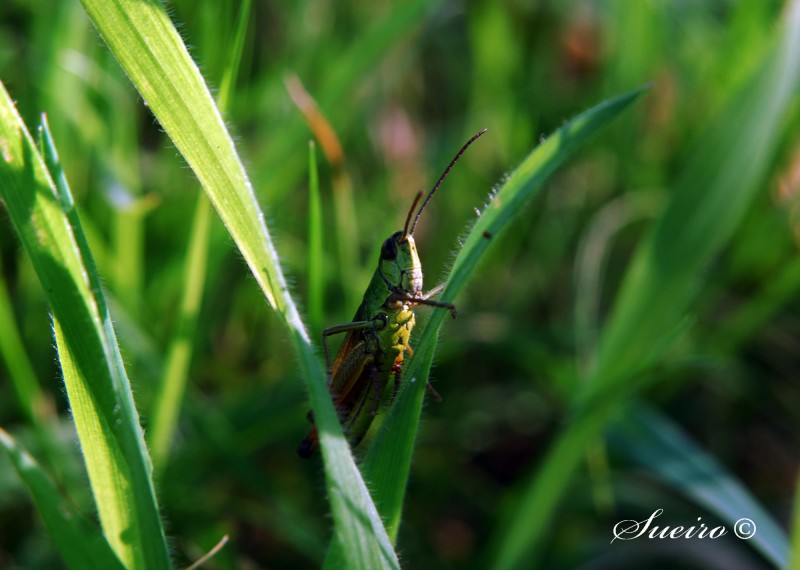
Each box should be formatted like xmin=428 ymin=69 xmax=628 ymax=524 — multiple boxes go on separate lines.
xmin=378 ymin=128 xmax=488 ymax=296
xmin=378 ymin=230 xmax=423 ymax=295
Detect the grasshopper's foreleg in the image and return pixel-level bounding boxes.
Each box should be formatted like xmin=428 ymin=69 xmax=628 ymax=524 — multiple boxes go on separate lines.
xmin=415 ymin=298 xmax=457 ymax=318
xmin=421 ymin=283 xmax=445 ymax=300
xmin=413 ymin=284 xmax=457 ymax=318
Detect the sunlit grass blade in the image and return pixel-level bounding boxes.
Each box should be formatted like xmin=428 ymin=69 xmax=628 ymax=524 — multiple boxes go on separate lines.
xmin=491 ymin=3 xmax=800 ymax=569
xmin=41 ymin=115 xmax=172 ymax=569
xmin=0 ymin=428 xmax=125 ymax=570
xmin=355 ymin=87 xmax=648 ymax=545
xmin=611 ymin=404 xmax=789 ymax=568
xmin=0 ymin=85 xmax=170 ymax=569
xmin=78 ymin=1 xmax=399 ymax=567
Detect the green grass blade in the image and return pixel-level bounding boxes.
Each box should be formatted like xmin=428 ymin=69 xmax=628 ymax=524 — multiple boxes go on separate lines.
xmin=307 ymin=140 xmax=324 ymax=336
xmin=586 ymin=4 xmax=800 ymax=399
xmin=0 ymin=85 xmax=171 ymax=569
xmin=0 ymin=251 xmax=64 ymax=487
xmin=359 ymin=87 xmax=648 ymax=540
xmin=716 ymin=256 xmax=800 ymax=350
xmin=0 ymin=428 xmax=125 ymax=570
xmin=149 ymin=193 xmax=212 ymax=472
xmin=149 ymin=0 xmax=250 ymax=474
xmin=491 ymin=4 xmax=800 ymax=569
xmin=0 ymin=257 xmax=49 ymax=426
xmin=78 ymin=1 xmax=399 ymax=567
xmin=611 ymin=404 xmax=789 ymax=567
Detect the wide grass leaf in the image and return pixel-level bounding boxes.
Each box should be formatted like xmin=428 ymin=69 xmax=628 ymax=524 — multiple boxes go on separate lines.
xmin=0 ymin=85 xmax=170 ymax=568
xmin=78 ymin=1 xmax=399 ymax=567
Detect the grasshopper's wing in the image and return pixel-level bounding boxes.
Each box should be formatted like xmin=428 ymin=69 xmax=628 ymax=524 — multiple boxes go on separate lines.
xmin=331 ymin=340 xmax=370 ymax=406
xmin=331 ymin=341 xmax=378 ymax=446
xmin=329 ymin=302 xmax=368 ymax=391
xmin=298 ymin=323 xmax=370 ymax=458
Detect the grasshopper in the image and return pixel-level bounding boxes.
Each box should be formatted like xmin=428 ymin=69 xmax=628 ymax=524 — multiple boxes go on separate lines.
xmin=298 ymin=129 xmax=487 ymax=458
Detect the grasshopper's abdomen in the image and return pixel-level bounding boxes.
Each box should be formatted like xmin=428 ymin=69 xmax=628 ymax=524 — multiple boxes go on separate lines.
xmin=338 ymin=304 xmax=415 ymax=448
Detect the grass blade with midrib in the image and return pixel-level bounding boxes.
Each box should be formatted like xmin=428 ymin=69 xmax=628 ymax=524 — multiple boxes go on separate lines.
xmin=78 ymin=1 xmax=399 ymax=567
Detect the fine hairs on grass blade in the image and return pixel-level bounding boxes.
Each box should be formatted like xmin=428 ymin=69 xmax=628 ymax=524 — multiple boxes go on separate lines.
xmin=0 ymin=428 xmax=125 ymax=570
xmin=491 ymin=3 xmax=800 ymax=569
xmin=40 ymin=115 xmax=172 ymax=569
xmin=0 ymin=85 xmax=170 ymax=569
xmin=342 ymin=87 xmax=647 ymax=552
xmin=79 ymin=1 xmax=399 ymax=567
xmin=610 ymin=404 xmax=789 ymax=568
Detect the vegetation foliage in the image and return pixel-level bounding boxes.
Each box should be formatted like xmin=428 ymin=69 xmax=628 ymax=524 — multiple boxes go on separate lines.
xmin=0 ymin=1 xmax=798 ymax=568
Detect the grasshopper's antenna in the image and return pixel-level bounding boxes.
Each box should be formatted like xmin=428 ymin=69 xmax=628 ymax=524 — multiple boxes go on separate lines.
xmin=402 ymin=191 xmax=424 ymax=241
xmin=408 ymin=128 xmax=488 ymax=236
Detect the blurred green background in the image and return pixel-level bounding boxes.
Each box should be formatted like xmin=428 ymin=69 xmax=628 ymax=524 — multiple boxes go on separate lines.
xmin=1 ymin=0 xmax=798 ymax=568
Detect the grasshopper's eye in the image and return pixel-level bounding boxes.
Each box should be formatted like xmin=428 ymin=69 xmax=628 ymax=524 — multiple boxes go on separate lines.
xmin=380 ymin=236 xmax=398 ymax=260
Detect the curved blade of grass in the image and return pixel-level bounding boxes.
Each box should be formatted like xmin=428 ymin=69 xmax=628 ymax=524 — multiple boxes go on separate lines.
xmin=491 ymin=3 xmax=800 ymax=569
xmin=0 ymin=428 xmax=125 ymax=570
xmin=0 ymin=86 xmax=171 ymax=568
xmin=586 ymin=2 xmax=800 ymax=399
xmin=356 ymin=87 xmax=648 ymax=542
xmin=611 ymin=404 xmax=788 ymax=568
xmin=78 ymin=2 xmax=399 ymax=567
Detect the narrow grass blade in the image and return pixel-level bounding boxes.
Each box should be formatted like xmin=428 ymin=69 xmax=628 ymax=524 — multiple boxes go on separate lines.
xmin=0 ymin=252 xmax=64 ymax=485
xmin=358 ymin=87 xmax=648 ymax=541
xmin=0 ymin=257 xmax=50 ymax=426
xmin=307 ymin=140 xmax=324 ymax=336
xmin=149 ymin=193 xmax=212 ymax=472
xmin=716 ymin=256 xmax=800 ymax=350
xmin=78 ymin=2 xmax=399 ymax=567
xmin=611 ymin=404 xmax=789 ymax=568
xmin=149 ymin=0 xmax=251 ymax=474
xmin=286 ymin=74 xmax=360 ymax=309
xmin=0 ymin=428 xmax=125 ymax=570
xmin=0 ymin=85 xmax=171 ymax=569
xmin=491 ymin=4 xmax=800 ymax=569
